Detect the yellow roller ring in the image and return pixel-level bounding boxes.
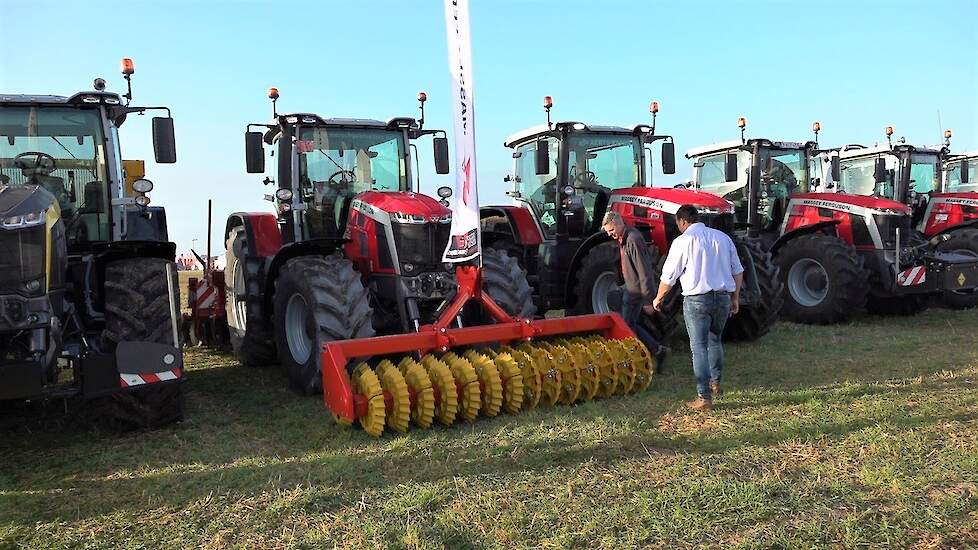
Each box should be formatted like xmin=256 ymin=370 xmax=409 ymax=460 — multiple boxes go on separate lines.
xmin=539 ymin=342 xmax=581 ymax=405
xmin=491 ymin=351 xmax=524 ymax=414
xmin=500 ymin=346 xmax=540 ymax=410
xmin=351 ymin=363 xmax=385 ymax=437
xmin=375 ymin=360 xmax=410 ymax=433
xmin=397 ymin=357 xmax=435 ymax=429
xmin=605 ymin=340 xmax=636 ymax=394
xmin=584 ymin=338 xmax=619 ymax=399
xmin=463 ymin=350 xmax=503 ymax=417
xmin=568 ymin=343 xmax=600 ymax=402
xmin=443 ymin=352 xmax=481 ymax=422
xmin=517 ymin=343 xmax=561 ymax=407
xmin=422 ymin=355 xmax=457 ymax=426
xmin=621 ymin=338 xmax=654 ymax=393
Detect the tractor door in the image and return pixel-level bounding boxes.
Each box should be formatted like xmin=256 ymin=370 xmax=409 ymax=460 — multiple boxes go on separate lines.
xmin=514 ymin=138 xmax=559 ymax=239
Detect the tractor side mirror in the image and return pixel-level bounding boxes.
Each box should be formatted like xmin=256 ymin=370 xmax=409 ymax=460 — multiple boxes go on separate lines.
xmin=534 ymin=139 xmax=550 ymax=175
xmin=724 ymin=153 xmax=738 ymax=182
xmin=661 ymin=142 xmax=676 ymax=174
xmin=874 ymin=157 xmax=887 ymax=183
xmin=961 ymin=160 xmax=970 ymax=184
xmin=151 ymin=117 xmax=176 ymax=164
xmin=830 ymin=156 xmax=841 ymax=182
xmin=433 ymin=137 xmax=450 ymax=175
xmin=245 ymin=132 xmax=265 ymax=174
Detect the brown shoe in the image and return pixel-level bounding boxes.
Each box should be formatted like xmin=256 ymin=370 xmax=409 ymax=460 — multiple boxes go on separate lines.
xmin=710 ymin=382 xmax=723 ymax=397
xmin=686 ymin=396 xmax=713 ymax=411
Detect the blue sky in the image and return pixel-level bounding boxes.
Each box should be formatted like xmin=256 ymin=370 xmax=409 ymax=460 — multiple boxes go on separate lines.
xmin=2 ymin=0 xmax=976 ymax=254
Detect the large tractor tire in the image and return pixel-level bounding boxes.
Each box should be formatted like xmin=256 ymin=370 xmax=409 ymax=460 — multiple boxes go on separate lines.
xmin=103 ymin=257 xmax=184 ymax=430
xmin=226 ymin=227 xmax=277 ymax=367
xmin=272 ymin=254 xmax=374 ymax=395
xmin=866 ymin=294 xmax=929 ymax=316
xmin=775 ymin=234 xmax=868 ymax=324
xmin=723 ymin=238 xmax=784 ymax=341
xmin=570 ymin=241 xmax=681 ymax=343
xmin=478 ymin=247 xmax=536 ymax=319
xmin=936 ymin=228 xmax=978 ymax=310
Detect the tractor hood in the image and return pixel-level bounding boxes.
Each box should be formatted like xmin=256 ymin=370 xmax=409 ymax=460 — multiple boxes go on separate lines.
xmin=791 ymin=192 xmax=911 ymax=214
xmin=356 ymin=191 xmax=451 ymax=220
xmin=610 ymin=187 xmax=734 ymax=214
xmin=0 ymin=184 xmax=57 ymax=219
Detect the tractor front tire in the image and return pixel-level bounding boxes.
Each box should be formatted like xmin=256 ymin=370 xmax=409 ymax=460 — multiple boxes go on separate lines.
xmin=937 ymin=228 xmax=978 ymax=310
xmin=775 ymin=234 xmax=868 ymax=324
xmin=480 ymin=248 xmax=536 ymax=319
xmin=226 ymin=227 xmax=277 ymax=367
xmin=724 ymin=238 xmax=784 ymax=341
xmin=273 ymin=255 xmax=374 ymax=395
xmin=103 ymin=257 xmax=184 ymax=430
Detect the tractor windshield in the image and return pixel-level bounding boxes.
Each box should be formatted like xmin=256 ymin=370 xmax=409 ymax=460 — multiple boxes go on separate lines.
xmin=565 ymin=133 xmax=642 ymax=189
xmin=839 ymin=155 xmax=893 ymax=197
xmin=0 ymin=106 xmax=111 ymax=241
xmin=907 ymin=153 xmax=940 ymax=194
xmin=946 ymin=158 xmax=978 ymax=193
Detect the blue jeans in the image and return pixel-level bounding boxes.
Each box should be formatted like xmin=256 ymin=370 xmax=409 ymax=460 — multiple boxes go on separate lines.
xmin=620 ymin=297 xmax=661 ymax=355
xmin=683 ymin=292 xmax=731 ymax=399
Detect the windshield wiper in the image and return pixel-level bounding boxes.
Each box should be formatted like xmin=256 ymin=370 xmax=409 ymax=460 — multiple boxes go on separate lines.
xmin=50 ymin=136 xmax=97 ymax=179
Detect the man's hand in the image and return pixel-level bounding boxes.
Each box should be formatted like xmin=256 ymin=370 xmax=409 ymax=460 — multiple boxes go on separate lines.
xmin=643 ymin=302 xmax=657 ymax=315
xmin=729 ymin=294 xmax=740 ymax=316
xmin=651 ymin=296 xmax=664 ymax=312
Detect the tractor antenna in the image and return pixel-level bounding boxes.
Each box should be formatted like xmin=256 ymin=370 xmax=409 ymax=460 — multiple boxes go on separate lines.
xmin=120 ymin=58 xmax=135 ymax=106
xmin=737 ymin=116 xmax=747 ymax=144
xmin=543 ymin=95 xmax=553 ymax=130
xmin=812 ymin=121 xmax=821 ymax=146
xmin=885 ymin=125 xmax=894 ymax=149
xmin=650 ymin=101 xmax=659 ymax=135
xmin=417 ymin=91 xmax=427 ymax=129
xmin=268 ymin=87 xmax=280 ymax=119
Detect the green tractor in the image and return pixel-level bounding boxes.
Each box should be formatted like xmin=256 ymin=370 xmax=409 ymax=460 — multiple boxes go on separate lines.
xmin=0 ymin=58 xmax=184 ymax=429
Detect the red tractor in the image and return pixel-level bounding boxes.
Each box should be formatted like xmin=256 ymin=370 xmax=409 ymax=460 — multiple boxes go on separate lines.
xmin=481 ymin=99 xmax=783 ymax=342
xmin=686 ymin=120 xmax=978 ymax=323
xmin=222 ymin=90 xmax=652 ymax=437
xmin=826 ymin=129 xmax=978 ymax=309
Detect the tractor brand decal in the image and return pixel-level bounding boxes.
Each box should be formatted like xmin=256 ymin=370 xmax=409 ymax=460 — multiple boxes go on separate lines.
xmin=610 ymin=195 xmax=678 ymax=214
xmin=897 ymin=266 xmax=927 ymax=287
xmin=441 ymin=0 xmax=481 ymax=263
xmin=797 ymin=199 xmax=854 ymax=212
xmin=350 ymin=199 xmax=375 ymax=216
xmin=933 ymin=196 xmax=978 ymax=207
xmin=119 ymin=368 xmax=183 ymax=388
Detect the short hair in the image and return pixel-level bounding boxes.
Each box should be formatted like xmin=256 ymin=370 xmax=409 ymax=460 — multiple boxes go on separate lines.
xmin=602 ymin=211 xmax=623 ymax=227
xmin=675 ymin=205 xmax=700 ymax=224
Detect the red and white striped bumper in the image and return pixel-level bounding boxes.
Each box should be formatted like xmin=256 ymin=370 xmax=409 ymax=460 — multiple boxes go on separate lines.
xmin=119 ymin=368 xmax=183 ymax=388
xmin=896 ymin=266 xmax=926 ymax=287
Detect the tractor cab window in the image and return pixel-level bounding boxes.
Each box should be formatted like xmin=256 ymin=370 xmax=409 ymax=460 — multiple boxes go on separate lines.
xmin=514 ymin=138 xmax=558 ymax=237
xmin=297 ymin=127 xmax=407 ymax=238
xmin=564 ymin=133 xmax=641 ymax=235
xmin=839 ymin=156 xmax=893 ymax=197
xmin=946 ymin=158 xmax=978 ymax=193
xmin=694 ymin=151 xmax=749 ymax=223
xmin=757 ymin=148 xmax=807 ymax=226
xmin=907 ymin=154 xmax=939 ymax=194
xmin=0 ymin=106 xmax=110 ymax=242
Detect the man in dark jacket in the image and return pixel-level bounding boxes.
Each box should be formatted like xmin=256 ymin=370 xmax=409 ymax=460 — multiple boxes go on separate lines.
xmin=601 ymin=211 xmax=668 ymax=369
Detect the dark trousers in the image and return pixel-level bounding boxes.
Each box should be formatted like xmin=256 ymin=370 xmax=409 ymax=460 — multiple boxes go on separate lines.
xmin=620 ymin=298 xmax=661 ymax=355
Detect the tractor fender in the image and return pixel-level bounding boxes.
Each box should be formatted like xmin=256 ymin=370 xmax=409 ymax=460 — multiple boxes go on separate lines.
xmin=771 ymin=220 xmax=840 ymax=256
xmin=480 ymin=205 xmax=543 ymax=247
xmin=225 ymin=212 xmax=282 ymax=258
xmin=262 ymin=238 xmax=345 ymax=315
xmin=563 ymin=231 xmax=615 ymax=306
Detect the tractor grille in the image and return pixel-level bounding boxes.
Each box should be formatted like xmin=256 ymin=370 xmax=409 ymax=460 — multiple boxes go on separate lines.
xmin=390 ymin=222 xmax=452 ymax=272
xmin=0 ymin=225 xmax=46 ymax=291
xmin=701 ymin=212 xmax=736 ymax=235
xmin=873 ymin=214 xmax=912 ymax=247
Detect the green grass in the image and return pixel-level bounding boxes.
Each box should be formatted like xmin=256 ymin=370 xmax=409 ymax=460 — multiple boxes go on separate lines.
xmin=2 ymin=309 xmax=978 ymax=549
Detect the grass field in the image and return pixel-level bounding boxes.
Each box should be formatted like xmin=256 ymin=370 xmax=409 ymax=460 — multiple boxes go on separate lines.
xmin=2 ymin=308 xmax=977 ymax=549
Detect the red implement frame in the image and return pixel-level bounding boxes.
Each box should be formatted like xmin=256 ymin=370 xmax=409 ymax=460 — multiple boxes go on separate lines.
xmin=322 ymin=265 xmax=635 ymax=421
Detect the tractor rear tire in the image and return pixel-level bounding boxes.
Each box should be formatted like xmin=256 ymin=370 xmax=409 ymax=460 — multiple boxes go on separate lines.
xmin=866 ymin=294 xmax=929 ymax=316
xmin=103 ymin=257 xmax=184 ymax=430
xmin=273 ymin=254 xmax=374 ymax=395
xmin=571 ymin=241 xmax=680 ymax=343
xmin=226 ymin=227 xmax=277 ymax=367
xmin=480 ymin=247 xmax=536 ymax=319
xmin=937 ymin=228 xmax=978 ymax=310
xmin=723 ymin=238 xmax=784 ymax=341
xmin=775 ymin=234 xmax=868 ymax=324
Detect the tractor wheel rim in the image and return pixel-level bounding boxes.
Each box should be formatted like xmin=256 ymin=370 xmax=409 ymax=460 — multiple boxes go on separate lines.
xmin=285 ymin=293 xmax=312 ymax=364
xmin=232 ymin=262 xmax=248 ymax=327
xmin=591 ymin=271 xmax=619 ymax=313
xmin=788 ymin=258 xmax=828 ymax=307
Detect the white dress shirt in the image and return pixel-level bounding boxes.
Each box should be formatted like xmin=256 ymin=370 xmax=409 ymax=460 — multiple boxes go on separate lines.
xmin=660 ymin=223 xmax=744 ymax=296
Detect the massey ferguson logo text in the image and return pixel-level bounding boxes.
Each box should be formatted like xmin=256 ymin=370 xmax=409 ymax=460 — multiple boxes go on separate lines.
xmin=450 ymin=1 xmax=469 ymax=138
xmin=938 ymin=197 xmax=978 ymax=207
xmin=799 ymin=199 xmax=853 ymax=212
xmin=614 ymin=195 xmax=669 ymax=212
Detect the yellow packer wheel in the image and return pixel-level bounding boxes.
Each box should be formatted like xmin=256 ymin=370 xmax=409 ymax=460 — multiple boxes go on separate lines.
xmin=517 ymin=344 xmax=561 ymax=407
xmin=398 ymin=357 xmax=435 ymax=429
xmin=463 ymin=350 xmax=503 ymax=417
xmin=605 ymin=340 xmax=636 ymax=394
xmin=375 ymin=360 xmax=410 ymax=433
xmin=352 ymin=363 xmax=386 ymax=437
xmin=583 ymin=338 xmax=619 ymax=399
xmin=564 ymin=342 xmax=599 ymax=402
xmin=539 ymin=343 xmax=581 ymax=405
xmin=422 ymin=355 xmax=457 ymax=426
xmin=621 ymin=338 xmax=654 ymax=393
xmin=491 ymin=351 xmax=524 ymax=414
xmin=443 ymin=353 xmax=481 ymax=422
xmin=500 ymin=346 xmax=540 ymax=410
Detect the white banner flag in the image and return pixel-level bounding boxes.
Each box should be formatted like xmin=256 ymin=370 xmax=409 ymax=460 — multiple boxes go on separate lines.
xmin=441 ymin=0 xmax=481 ymax=263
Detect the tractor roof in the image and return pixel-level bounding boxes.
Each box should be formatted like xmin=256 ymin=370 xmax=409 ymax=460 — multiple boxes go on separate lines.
xmin=685 ymin=139 xmax=814 ymax=159
xmin=833 ymin=143 xmax=943 ymax=159
xmin=503 ymin=122 xmax=648 ymax=148
xmin=947 ymin=150 xmax=978 ymax=161
xmin=0 ymin=91 xmax=124 ymax=106
xmin=277 ymin=113 xmax=419 ymax=130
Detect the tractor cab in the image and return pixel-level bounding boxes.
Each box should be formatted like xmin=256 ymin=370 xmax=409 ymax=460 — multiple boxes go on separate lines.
xmin=944 ymin=151 xmax=977 ymax=194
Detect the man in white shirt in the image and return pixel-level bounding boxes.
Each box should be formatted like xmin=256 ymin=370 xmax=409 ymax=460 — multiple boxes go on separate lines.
xmin=653 ymin=205 xmax=744 ymax=411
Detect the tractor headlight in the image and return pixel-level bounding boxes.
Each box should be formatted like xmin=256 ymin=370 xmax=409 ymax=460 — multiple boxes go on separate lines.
xmin=132 ymin=178 xmax=154 ymax=193
xmin=2 ymin=210 xmax=47 ymax=228
xmin=135 ymin=195 xmax=151 ymax=207
xmin=275 ymin=188 xmax=293 ymax=201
